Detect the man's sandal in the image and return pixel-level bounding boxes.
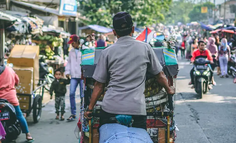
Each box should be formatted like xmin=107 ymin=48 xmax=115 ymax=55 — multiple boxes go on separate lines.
xmin=67 ymin=115 xmax=76 ymax=121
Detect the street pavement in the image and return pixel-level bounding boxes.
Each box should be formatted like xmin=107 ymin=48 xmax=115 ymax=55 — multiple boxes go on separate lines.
xmin=175 ymin=58 xmax=236 ymax=143
xmin=15 ymin=58 xmax=236 ymax=143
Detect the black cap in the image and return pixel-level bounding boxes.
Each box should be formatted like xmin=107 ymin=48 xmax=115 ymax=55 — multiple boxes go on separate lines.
xmin=198 ymin=40 xmax=206 ymax=45
xmin=113 ymin=12 xmax=133 ymax=31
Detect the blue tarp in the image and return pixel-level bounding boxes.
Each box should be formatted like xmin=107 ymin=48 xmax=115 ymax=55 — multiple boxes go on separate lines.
xmin=223 ymin=26 xmax=236 ymax=31
xmin=79 ymin=25 xmax=112 ymax=33
xmin=200 ymin=23 xmax=213 ymax=31
xmin=135 ymin=27 xmax=143 ymax=32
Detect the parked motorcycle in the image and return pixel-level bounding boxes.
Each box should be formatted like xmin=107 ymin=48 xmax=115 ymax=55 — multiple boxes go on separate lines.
xmin=228 ymin=50 xmax=236 ymax=77
xmin=193 ymin=56 xmax=211 ymax=99
xmin=39 ymin=56 xmax=54 ymax=91
xmin=0 ymin=99 xmax=21 ymax=143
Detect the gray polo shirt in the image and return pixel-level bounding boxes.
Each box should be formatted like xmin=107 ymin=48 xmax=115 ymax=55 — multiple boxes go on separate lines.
xmin=93 ymin=36 xmax=162 ymax=115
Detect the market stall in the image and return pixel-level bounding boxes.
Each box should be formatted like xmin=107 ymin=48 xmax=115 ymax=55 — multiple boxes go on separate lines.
xmin=31 ymin=25 xmax=70 ymax=72
xmin=0 ymin=15 xmax=15 ymax=65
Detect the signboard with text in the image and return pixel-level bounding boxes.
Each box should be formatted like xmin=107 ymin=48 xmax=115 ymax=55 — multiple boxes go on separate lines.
xmin=201 ymin=7 xmax=208 ymax=13
xmin=59 ymin=0 xmax=77 ymax=16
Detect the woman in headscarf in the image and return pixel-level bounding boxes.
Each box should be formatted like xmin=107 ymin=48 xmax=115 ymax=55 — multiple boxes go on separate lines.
xmin=208 ymin=37 xmax=218 ymax=85
xmin=218 ymin=38 xmax=231 ymax=78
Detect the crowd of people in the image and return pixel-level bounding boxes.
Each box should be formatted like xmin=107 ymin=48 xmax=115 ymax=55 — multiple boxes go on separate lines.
xmin=175 ymin=30 xmax=236 ymax=84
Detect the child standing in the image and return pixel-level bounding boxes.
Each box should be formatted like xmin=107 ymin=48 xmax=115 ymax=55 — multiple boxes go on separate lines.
xmin=50 ymin=69 xmax=70 ymax=121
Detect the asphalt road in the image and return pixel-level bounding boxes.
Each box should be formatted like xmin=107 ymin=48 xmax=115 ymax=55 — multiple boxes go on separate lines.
xmin=15 ymin=58 xmax=236 ymax=143
xmin=175 ymin=59 xmax=236 ymax=143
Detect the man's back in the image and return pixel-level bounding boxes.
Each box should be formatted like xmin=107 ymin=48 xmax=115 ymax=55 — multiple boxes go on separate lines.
xmin=93 ymin=36 xmax=162 ymax=115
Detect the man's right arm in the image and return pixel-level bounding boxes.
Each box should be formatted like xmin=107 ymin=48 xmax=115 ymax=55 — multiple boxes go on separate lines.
xmin=156 ymin=72 xmax=175 ymax=95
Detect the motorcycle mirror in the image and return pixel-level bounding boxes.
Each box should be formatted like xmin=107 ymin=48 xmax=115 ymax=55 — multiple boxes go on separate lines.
xmin=0 ymin=104 xmax=6 ymax=108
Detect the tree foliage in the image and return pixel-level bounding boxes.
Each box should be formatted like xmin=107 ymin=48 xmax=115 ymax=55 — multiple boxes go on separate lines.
xmin=188 ymin=2 xmax=215 ymax=22
xmin=79 ymin=0 xmax=172 ymax=27
xmin=164 ymin=0 xmax=194 ymax=25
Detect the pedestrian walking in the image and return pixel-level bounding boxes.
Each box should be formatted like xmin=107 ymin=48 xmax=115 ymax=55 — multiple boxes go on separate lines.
xmin=191 ymin=38 xmax=198 ymax=54
xmin=208 ymin=37 xmax=218 ymax=85
xmin=180 ymin=40 xmax=186 ymax=59
xmin=218 ymin=38 xmax=231 ymax=78
xmin=65 ymin=34 xmax=83 ymax=121
xmin=50 ymin=69 xmax=70 ymax=121
xmin=0 ymin=60 xmax=34 ymax=142
xmin=97 ymin=35 xmax=107 ymax=47
xmin=185 ymin=36 xmax=192 ymax=60
xmin=214 ymin=34 xmax=221 ymax=75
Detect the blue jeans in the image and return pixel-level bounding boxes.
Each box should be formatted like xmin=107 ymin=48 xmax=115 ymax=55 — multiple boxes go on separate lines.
xmin=14 ymin=106 xmax=29 ymax=133
xmin=99 ymin=124 xmax=153 ymax=143
xmin=70 ymin=78 xmax=83 ymax=115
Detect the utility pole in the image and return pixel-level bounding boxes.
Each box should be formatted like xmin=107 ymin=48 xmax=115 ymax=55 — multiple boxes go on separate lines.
xmin=224 ymin=0 xmax=226 ymax=24
xmin=214 ymin=0 xmax=216 ymax=23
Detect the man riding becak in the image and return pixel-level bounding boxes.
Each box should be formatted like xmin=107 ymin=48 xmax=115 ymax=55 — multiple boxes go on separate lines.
xmin=84 ymin=12 xmax=175 ymax=131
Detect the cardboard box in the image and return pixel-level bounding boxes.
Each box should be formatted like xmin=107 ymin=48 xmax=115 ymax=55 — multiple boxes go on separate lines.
xmin=8 ymin=45 xmax=39 ymax=89
xmin=17 ymin=95 xmax=30 ymax=103
xmin=14 ymin=67 xmax=33 ymax=94
xmin=19 ymin=102 xmax=30 ymax=110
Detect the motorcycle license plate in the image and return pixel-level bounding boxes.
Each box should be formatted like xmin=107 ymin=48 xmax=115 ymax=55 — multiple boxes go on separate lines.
xmin=197 ymin=65 xmax=205 ymax=69
xmin=0 ymin=112 xmax=10 ymax=121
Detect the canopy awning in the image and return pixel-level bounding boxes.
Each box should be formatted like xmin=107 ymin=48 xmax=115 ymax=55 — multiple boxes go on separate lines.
xmin=0 ymin=16 xmax=15 ymax=29
xmin=79 ymin=25 xmax=112 ymax=33
xmin=11 ymin=0 xmax=63 ymax=16
xmin=222 ymin=29 xmax=234 ymax=34
xmin=200 ymin=23 xmax=213 ymax=31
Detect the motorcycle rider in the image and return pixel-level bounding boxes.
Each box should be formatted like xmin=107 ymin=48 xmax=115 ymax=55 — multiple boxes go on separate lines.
xmin=0 ymin=58 xmax=34 ymax=142
xmin=84 ymin=11 xmax=175 ymax=132
xmin=189 ymin=40 xmax=214 ymax=88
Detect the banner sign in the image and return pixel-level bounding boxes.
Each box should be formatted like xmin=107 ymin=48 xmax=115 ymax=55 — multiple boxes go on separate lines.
xmin=201 ymin=7 xmax=208 ymax=13
xmin=59 ymin=0 xmax=77 ymax=16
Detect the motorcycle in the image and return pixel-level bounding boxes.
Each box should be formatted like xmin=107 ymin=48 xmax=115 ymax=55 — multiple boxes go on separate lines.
xmin=0 ymin=99 xmax=21 ymax=143
xmin=39 ymin=56 xmax=54 ymax=91
xmin=193 ymin=56 xmax=211 ymax=99
xmin=228 ymin=50 xmax=236 ymax=77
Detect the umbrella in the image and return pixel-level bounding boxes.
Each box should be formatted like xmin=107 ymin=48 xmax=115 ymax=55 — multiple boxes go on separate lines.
xmin=210 ymin=29 xmax=222 ymax=34
xmin=79 ymin=24 xmax=112 ymax=33
xmin=222 ymin=29 xmax=234 ymax=34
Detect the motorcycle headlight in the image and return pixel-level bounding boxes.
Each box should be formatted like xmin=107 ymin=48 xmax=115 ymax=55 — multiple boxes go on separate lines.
xmin=203 ymin=71 xmax=208 ymax=75
xmin=195 ymin=71 xmax=201 ymax=75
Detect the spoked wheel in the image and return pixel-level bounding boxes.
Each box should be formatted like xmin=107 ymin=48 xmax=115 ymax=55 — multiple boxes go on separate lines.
xmin=33 ymin=95 xmax=42 ymax=123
